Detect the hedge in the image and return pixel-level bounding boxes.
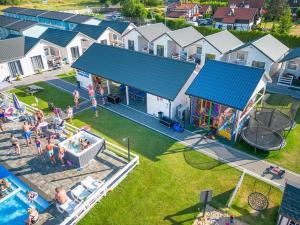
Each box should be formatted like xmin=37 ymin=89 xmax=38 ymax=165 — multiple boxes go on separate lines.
xmin=155 ymin=15 xmax=300 ymax=48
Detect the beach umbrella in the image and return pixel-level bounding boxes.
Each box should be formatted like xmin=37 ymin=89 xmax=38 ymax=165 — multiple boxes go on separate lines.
xmin=12 ymin=93 xmax=21 ymax=110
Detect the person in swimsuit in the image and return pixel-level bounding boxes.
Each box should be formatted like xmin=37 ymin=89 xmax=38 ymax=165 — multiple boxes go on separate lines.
xmin=35 ymin=110 xmax=44 ymax=123
xmin=58 ymin=147 xmax=65 ymax=166
xmin=73 ymin=90 xmax=80 ymax=109
xmin=25 ymin=207 xmax=39 ymax=225
xmin=91 ymin=97 xmax=98 ymax=118
xmin=10 ymin=134 xmax=21 ymax=155
xmin=55 ymin=187 xmax=67 ymax=205
xmin=23 ymin=122 xmax=33 ymax=146
xmin=34 ymin=137 xmax=42 ymax=155
xmin=26 ymin=191 xmax=38 ymax=203
xmin=45 ymin=141 xmax=56 ymax=165
xmin=0 ymin=108 xmax=4 ymax=132
xmin=66 ymin=106 xmax=73 ymax=124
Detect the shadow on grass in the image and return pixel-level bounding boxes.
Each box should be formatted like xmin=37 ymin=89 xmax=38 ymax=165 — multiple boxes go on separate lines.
xmin=164 ymin=189 xmax=234 ymax=225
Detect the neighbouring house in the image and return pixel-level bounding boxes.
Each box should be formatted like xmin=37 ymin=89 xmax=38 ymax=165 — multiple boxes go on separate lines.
xmin=72 ymin=43 xmax=199 ymax=119
xmin=2 ymin=7 xmax=100 ymax=31
xmin=277 ymin=181 xmax=300 ymax=225
xmin=213 ymin=7 xmax=259 ymax=31
xmin=287 ymin=0 xmax=300 ymax=14
xmin=186 ymin=60 xmax=268 ymax=141
xmin=98 ymin=20 xmax=136 ymax=36
xmin=278 ymin=47 xmax=300 ymax=88
xmin=152 ymin=26 xmax=204 ymax=62
xmin=198 ymin=5 xmax=212 ymax=17
xmin=122 ymin=23 xmax=170 ymax=54
xmin=200 ymin=30 xmax=243 ymax=66
xmin=167 ymin=3 xmax=200 ymax=20
xmin=0 ymin=36 xmax=51 ymax=81
xmin=225 ymin=34 xmax=289 ymax=77
xmin=229 ymin=0 xmax=265 ymax=15
xmin=73 ymin=24 xmax=122 ymax=46
xmin=39 ymin=28 xmax=94 ymax=64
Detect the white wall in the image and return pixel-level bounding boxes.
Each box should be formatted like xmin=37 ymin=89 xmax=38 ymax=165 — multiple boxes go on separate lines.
xmin=200 ymin=39 xmax=222 ymax=66
xmin=22 ymin=25 xmax=49 ymax=38
xmin=97 ymin=29 xmax=120 ymax=45
xmin=123 ymin=29 xmax=140 ymax=51
xmin=66 ymin=34 xmax=91 ymax=63
xmin=147 ymin=93 xmax=170 ymax=117
xmin=153 ymin=34 xmax=173 ymax=57
xmin=0 ymin=62 xmax=10 ymax=81
xmin=76 ymin=70 xmax=93 ymax=89
xmin=215 ymin=22 xmax=253 ymax=31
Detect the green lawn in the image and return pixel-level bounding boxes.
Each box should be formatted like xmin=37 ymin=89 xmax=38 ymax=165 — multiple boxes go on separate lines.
xmin=71 ymin=109 xmax=282 ymax=225
xmin=9 ymin=82 xmax=75 ymax=114
xmin=57 ymin=71 xmax=77 ymax=85
xmin=235 ymin=93 xmax=300 ymax=173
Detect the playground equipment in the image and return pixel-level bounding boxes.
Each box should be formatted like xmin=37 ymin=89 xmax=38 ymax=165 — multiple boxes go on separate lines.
xmin=248 ymin=180 xmax=271 ymax=211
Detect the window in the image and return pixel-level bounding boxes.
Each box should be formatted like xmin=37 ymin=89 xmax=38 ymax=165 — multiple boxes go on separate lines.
xmin=70 ymin=46 xmax=80 ymax=60
xmin=287 ymin=60 xmax=298 ymax=70
xmin=205 ymin=54 xmax=216 ymax=62
xmin=8 ymin=60 xmax=23 ymax=77
xmin=236 ymin=52 xmax=246 ymax=61
xmin=196 ymin=47 xmax=202 ymax=55
xmin=156 ymin=45 xmax=164 ymax=57
xmin=31 ymin=55 xmax=44 ymax=72
xmin=252 ymin=60 xmax=265 ymax=69
xmin=112 ymin=34 xmax=117 ymax=40
xmin=100 ymin=39 xmax=108 ymax=45
xmin=128 ymin=40 xmax=135 ymax=50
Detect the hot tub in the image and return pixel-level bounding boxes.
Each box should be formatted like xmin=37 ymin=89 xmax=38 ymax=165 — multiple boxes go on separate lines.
xmin=58 ymin=130 xmax=106 ymax=167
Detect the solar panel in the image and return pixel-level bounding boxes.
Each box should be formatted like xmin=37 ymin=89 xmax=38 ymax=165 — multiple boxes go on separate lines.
xmin=0 ymin=15 xmax=19 ymax=27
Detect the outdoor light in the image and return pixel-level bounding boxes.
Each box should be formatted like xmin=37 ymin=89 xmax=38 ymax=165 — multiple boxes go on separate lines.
xmin=123 ymin=137 xmax=130 ymax=162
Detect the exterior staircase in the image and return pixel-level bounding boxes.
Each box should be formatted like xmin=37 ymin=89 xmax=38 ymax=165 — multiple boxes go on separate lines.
xmin=277 ymin=74 xmax=293 ymax=86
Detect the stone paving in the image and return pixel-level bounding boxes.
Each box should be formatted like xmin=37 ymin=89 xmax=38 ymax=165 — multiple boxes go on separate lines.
xmin=0 ymin=119 xmax=128 ymax=224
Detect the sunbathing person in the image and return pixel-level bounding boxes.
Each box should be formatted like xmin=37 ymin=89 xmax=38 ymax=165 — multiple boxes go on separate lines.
xmin=25 ymin=207 xmax=39 ymax=225
xmin=55 ymin=187 xmax=67 ymax=205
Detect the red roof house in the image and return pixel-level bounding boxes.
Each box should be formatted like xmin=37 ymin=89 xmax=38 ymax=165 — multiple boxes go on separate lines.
xmin=229 ymin=0 xmax=265 ymax=14
xmin=167 ymin=3 xmax=204 ymax=19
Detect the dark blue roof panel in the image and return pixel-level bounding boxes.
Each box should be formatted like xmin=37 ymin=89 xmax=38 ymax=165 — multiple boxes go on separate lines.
xmin=38 ymin=11 xmax=74 ymax=20
xmin=99 ymin=20 xmax=131 ymax=34
xmin=73 ymin=24 xmax=107 ymax=40
xmin=280 ymin=47 xmax=300 ymax=62
xmin=39 ymin=28 xmax=78 ymax=47
xmin=18 ymin=8 xmax=48 ymax=16
xmin=72 ymin=44 xmax=196 ymax=100
xmin=0 ymin=15 xmax=19 ymax=27
xmin=24 ymin=36 xmax=40 ymax=54
xmin=2 ymin=7 xmax=27 ymax=14
xmin=186 ymin=60 xmax=265 ymax=111
xmin=5 ymin=20 xmax=37 ymax=31
xmin=65 ymin=14 xmax=92 ymax=23
xmin=279 ymin=182 xmax=300 ymax=222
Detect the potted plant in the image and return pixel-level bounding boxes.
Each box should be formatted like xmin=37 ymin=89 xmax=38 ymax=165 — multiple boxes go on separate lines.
xmin=16 ymin=74 xmax=22 ymax=81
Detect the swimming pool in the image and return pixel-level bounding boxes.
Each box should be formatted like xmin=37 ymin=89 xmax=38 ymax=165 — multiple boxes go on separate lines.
xmin=0 ymin=164 xmax=50 ymax=225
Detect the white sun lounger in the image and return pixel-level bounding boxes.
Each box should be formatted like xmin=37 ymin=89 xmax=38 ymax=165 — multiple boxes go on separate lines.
xmin=71 ymin=184 xmax=91 ymax=202
xmin=56 ymin=195 xmax=80 ymax=215
xmin=81 ymin=176 xmax=104 ymax=193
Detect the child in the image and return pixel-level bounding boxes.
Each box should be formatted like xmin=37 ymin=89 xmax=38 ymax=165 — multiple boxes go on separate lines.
xmin=45 ymin=141 xmax=56 ymax=165
xmin=26 ymin=191 xmax=38 ymax=203
xmin=66 ymin=106 xmax=73 ymax=124
xmin=10 ymin=134 xmax=21 ymax=155
xmin=73 ymin=90 xmax=80 ymax=109
xmin=58 ymin=147 xmax=65 ymax=166
xmin=91 ymin=97 xmax=98 ymax=118
xmin=34 ymin=137 xmax=42 ymax=155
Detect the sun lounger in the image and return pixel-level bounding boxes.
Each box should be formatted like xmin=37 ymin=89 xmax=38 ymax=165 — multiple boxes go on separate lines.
xmin=71 ymin=184 xmax=91 ymax=202
xmin=81 ymin=176 xmax=104 ymax=193
xmin=56 ymin=195 xmax=79 ymax=215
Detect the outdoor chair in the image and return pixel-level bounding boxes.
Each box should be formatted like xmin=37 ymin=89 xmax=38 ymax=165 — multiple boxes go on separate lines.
xmin=71 ymin=184 xmax=91 ymax=202
xmin=81 ymin=176 xmax=104 ymax=193
xmin=56 ymin=195 xmax=80 ymax=215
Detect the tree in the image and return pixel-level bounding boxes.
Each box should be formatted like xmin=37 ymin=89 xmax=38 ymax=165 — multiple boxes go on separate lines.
xmin=0 ymin=0 xmax=21 ymax=4
xmin=278 ymin=8 xmax=293 ymax=33
xmin=268 ymin=0 xmax=289 ymax=21
xmin=99 ymin=0 xmax=111 ymax=7
xmin=296 ymin=7 xmax=300 ymax=18
xmin=122 ymin=0 xmax=147 ymax=22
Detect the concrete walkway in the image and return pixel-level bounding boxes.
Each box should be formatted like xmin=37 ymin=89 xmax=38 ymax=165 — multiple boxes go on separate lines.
xmin=42 ymin=78 xmax=300 ymax=190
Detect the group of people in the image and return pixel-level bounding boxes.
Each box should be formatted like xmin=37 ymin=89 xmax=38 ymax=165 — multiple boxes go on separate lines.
xmin=0 ymin=178 xmax=11 ymax=198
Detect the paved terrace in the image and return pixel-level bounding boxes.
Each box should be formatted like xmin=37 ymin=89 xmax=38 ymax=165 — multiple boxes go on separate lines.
xmin=45 ymin=78 xmax=300 ymax=189
xmin=0 ymin=119 xmax=128 ymax=225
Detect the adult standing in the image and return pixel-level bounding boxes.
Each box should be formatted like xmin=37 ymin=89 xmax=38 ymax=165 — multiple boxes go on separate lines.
xmin=72 ymin=89 xmax=80 ymax=109
xmin=23 ymin=122 xmax=33 ymax=146
xmin=66 ymin=106 xmax=73 ymax=124
xmin=91 ymin=97 xmax=98 ymax=118
xmin=10 ymin=134 xmax=21 ymax=155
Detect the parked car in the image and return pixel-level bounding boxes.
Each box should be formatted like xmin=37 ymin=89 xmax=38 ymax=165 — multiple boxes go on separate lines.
xmin=198 ymin=19 xmax=208 ymax=25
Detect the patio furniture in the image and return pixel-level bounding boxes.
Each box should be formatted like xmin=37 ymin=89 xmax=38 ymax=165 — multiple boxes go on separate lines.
xmin=71 ymin=184 xmax=91 ymax=202
xmin=56 ymin=195 xmax=80 ymax=215
xmin=262 ymin=166 xmax=285 ymax=179
xmin=107 ymin=94 xmax=120 ymax=104
xmin=159 ymin=116 xmax=175 ymax=128
xmin=81 ymin=176 xmax=104 ymax=192
xmin=129 ymin=88 xmax=146 ymax=102
xmin=26 ymin=85 xmax=44 ymax=95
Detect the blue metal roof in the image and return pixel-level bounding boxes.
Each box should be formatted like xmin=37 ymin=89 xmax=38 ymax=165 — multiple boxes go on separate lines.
xmin=72 ymin=44 xmax=196 ymax=100
xmin=0 ymin=15 xmax=19 ymax=27
xmin=99 ymin=20 xmax=131 ymax=34
xmin=279 ymin=182 xmax=300 ymax=223
xmin=5 ymin=20 xmax=37 ymax=31
xmin=186 ymin=60 xmax=265 ymax=111
xmin=39 ymin=28 xmax=78 ymax=47
xmin=73 ymin=24 xmax=107 ymax=40
xmin=65 ymin=14 xmax=93 ymax=23
xmin=2 ymin=7 xmax=27 ymax=14
xmin=24 ymin=36 xmax=40 ymax=54
xmin=280 ymin=47 xmax=300 ymax=62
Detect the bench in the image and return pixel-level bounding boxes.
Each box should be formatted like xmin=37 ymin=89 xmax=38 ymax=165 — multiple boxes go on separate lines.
xmin=159 ymin=116 xmax=174 ymax=128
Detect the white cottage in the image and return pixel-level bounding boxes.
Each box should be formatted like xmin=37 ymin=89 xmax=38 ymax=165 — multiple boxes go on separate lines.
xmin=225 ymin=34 xmax=289 ymax=76
xmin=152 ymin=26 xmax=204 ymax=62
xmin=200 ymin=30 xmax=243 ymax=66
xmin=0 ymin=36 xmax=51 ymax=81
xmin=122 ymin=23 xmax=170 ymax=54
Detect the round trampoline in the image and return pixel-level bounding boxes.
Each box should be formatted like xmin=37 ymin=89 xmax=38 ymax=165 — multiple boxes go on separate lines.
xmin=241 ymin=126 xmax=286 ymax=151
xmin=255 ymin=108 xmax=295 ymax=131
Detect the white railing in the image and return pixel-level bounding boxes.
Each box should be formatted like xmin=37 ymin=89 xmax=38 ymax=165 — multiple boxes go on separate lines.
xmin=227 ymin=171 xmax=245 ymax=207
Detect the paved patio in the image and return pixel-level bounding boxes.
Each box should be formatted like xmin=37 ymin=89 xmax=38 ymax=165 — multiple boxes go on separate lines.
xmin=44 ymin=78 xmax=300 ymax=189
xmin=0 ymin=119 xmax=127 ymax=224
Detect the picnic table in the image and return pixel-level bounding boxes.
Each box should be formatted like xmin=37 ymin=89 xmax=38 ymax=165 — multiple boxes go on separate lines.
xmin=26 ymin=85 xmax=44 ymax=95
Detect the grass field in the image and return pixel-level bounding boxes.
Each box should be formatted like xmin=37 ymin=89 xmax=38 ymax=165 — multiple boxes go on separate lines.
xmin=9 ymin=82 xmax=75 ymax=114
xmin=57 ymin=71 xmax=77 ymax=85
xmin=0 ymin=0 xmax=99 ymax=11
xmin=235 ymin=93 xmax=300 ymax=173
xmin=71 ymin=109 xmax=282 ymax=225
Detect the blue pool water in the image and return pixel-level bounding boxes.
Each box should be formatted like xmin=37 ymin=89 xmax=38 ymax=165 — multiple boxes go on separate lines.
xmin=0 ymin=164 xmax=50 ymax=225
